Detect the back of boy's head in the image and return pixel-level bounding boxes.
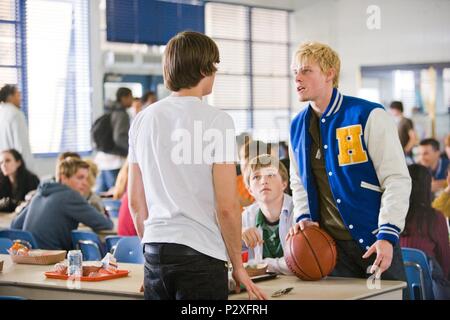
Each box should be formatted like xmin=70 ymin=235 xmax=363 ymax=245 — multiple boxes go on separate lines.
xmin=294 ymin=41 xmax=340 ymax=88
xmin=389 ymin=101 xmax=404 ymax=113
xmin=163 ymin=31 xmax=220 ymax=92
xmin=0 ymin=84 xmax=17 ymax=103
xmin=419 ymin=138 xmax=440 ymax=152
xmin=56 ymin=157 xmax=89 ymax=182
xmin=116 ymin=87 xmax=132 ymax=102
xmin=244 ymin=154 xmax=289 ymax=188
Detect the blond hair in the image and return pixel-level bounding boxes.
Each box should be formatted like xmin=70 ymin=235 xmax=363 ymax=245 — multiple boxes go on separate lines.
xmin=56 ymin=158 xmax=89 ymax=182
xmin=445 ymin=134 xmax=450 ymax=148
xmin=244 ymin=154 xmax=289 ymax=189
xmin=84 ymin=159 xmax=98 ymax=189
xmin=294 ymin=41 xmax=341 ymax=88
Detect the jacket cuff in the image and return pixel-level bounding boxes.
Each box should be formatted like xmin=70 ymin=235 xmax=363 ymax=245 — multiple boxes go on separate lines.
xmin=376 ymin=223 xmax=401 ymax=245
xmin=296 ymin=213 xmax=312 ymax=223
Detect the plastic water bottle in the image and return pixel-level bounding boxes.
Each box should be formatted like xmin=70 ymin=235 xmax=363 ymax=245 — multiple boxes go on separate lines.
xmin=67 ymin=250 xmax=83 ymax=277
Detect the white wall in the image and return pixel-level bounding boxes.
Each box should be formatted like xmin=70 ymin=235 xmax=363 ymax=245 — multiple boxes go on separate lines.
xmin=291 ymin=0 xmax=450 ymax=95
xmin=33 ymin=0 xmax=450 ymax=177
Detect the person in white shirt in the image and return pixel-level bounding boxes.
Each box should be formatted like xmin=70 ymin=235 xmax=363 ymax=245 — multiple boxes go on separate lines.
xmin=241 ymin=154 xmax=294 ymax=275
xmin=0 ymin=84 xmax=33 ymax=169
xmin=128 ymin=31 xmax=266 ymax=300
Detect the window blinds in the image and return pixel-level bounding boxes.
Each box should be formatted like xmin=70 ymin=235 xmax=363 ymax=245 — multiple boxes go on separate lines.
xmin=0 ymin=0 xmax=23 ymax=94
xmin=25 ymin=0 xmax=92 ymax=155
xmin=205 ymin=2 xmax=291 ymax=141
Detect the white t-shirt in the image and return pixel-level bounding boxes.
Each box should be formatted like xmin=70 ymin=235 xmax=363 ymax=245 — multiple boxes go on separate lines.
xmin=0 ymin=102 xmax=33 ymax=170
xmin=128 ymin=95 xmax=237 ymax=261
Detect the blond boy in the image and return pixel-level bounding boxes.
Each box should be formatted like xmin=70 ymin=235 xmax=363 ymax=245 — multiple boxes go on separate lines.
xmin=288 ymin=42 xmax=411 ymax=282
xmin=11 ymin=158 xmax=113 ymax=250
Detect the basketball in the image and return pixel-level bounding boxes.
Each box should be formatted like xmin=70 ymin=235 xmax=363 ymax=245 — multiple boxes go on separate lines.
xmin=284 ymin=225 xmax=337 ymax=280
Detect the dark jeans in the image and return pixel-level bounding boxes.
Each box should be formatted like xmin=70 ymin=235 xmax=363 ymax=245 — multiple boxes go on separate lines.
xmin=331 ymin=240 xmax=407 ymax=281
xmin=143 ymin=243 xmax=228 ymax=300
xmin=96 ymin=169 xmax=120 ymax=193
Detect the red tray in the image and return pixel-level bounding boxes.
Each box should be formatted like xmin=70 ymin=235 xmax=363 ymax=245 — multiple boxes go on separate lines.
xmin=44 ymin=269 xmax=129 ymax=282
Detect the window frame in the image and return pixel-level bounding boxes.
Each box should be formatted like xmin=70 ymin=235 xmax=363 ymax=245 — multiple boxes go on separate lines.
xmin=23 ymin=0 xmax=93 ymax=157
xmin=204 ymin=1 xmax=293 ymax=140
xmin=0 ymin=0 xmax=28 ymax=116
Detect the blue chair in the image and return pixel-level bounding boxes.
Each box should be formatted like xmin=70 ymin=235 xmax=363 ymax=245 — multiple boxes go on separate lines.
xmin=71 ymin=230 xmax=106 ymax=256
xmin=0 ymin=229 xmax=38 ymax=249
xmin=78 ymin=240 xmax=102 ymax=261
xmin=102 ymin=199 xmax=121 ymax=218
xmin=0 ymin=296 xmax=27 ymax=300
xmin=113 ymin=236 xmax=144 ymax=264
xmin=401 ymin=247 xmax=435 ymax=300
xmin=0 ymin=237 xmax=13 ymax=254
xmin=105 ymin=235 xmax=123 ymax=254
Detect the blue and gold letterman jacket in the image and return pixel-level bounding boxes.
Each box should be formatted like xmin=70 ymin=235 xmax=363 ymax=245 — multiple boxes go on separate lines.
xmin=289 ymin=88 xmax=411 ymax=250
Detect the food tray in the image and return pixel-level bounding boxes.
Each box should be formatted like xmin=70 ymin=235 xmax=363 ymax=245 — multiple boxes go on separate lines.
xmin=44 ymin=269 xmax=129 ymax=282
xmin=10 ymin=250 xmax=66 ymax=265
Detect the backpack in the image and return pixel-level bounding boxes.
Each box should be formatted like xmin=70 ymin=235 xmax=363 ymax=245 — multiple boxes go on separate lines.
xmin=91 ymin=112 xmax=115 ymax=153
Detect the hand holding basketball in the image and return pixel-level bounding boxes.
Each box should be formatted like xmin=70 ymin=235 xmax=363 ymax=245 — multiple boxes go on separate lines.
xmin=286 ymin=220 xmax=319 ymax=241
xmin=284 ymin=225 xmax=337 ymax=281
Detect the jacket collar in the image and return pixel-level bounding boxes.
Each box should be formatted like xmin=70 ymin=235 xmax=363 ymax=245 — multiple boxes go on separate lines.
xmin=322 ymin=87 xmax=343 ymax=118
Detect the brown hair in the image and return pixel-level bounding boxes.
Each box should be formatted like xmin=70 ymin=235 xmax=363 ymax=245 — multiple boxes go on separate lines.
xmin=163 ymin=31 xmax=220 ymax=92
xmin=244 ymin=154 xmax=289 ymax=188
xmin=56 ymin=158 xmax=89 ymax=182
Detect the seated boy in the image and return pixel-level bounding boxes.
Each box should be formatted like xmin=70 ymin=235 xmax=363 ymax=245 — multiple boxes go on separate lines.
xmin=11 ymin=158 xmax=113 ymax=250
xmin=241 ymin=154 xmax=294 ymax=275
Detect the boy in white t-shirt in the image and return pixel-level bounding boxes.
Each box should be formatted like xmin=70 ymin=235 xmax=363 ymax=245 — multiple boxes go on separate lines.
xmin=127 ymin=31 xmax=266 ymax=300
xmin=242 ymin=154 xmax=294 ymax=275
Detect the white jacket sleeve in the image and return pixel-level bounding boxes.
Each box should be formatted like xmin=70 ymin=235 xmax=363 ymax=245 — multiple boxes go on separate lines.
xmin=11 ymin=112 xmax=33 ymax=170
xmin=364 ymin=108 xmax=412 ymax=243
xmin=289 ymin=143 xmax=311 ymax=222
xmin=264 ymin=257 xmax=294 ymax=275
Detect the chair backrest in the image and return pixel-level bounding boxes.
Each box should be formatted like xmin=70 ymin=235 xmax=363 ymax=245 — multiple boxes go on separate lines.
xmin=0 ymin=296 xmax=27 ymax=300
xmin=401 ymin=247 xmax=435 ymax=300
xmin=113 ymin=236 xmax=144 ymax=264
xmin=0 ymin=237 xmax=13 ymax=254
xmin=102 ymin=199 xmax=121 ymax=218
xmin=71 ymin=230 xmax=105 ymax=256
xmin=104 ymin=235 xmax=123 ymax=254
xmin=0 ymin=229 xmax=38 ymax=249
xmin=78 ymin=240 xmax=102 ymax=261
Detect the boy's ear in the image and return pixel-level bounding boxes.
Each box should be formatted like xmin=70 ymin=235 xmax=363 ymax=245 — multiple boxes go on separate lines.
xmin=326 ymin=68 xmax=336 ymax=83
xmin=282 ymin=180 xmax=288 ymax=191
